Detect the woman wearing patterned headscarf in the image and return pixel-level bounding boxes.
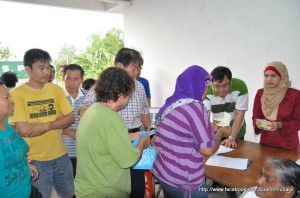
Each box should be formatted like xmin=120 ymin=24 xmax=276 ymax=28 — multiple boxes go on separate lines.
xmin=253 ymin=61 xmax=300 ymax=151
xmin=152 ymin=65 xmax=225 ymax=198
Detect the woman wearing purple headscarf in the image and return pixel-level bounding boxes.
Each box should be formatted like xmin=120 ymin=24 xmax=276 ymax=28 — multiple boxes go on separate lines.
xmin=152 ymin=65 xmax=224 ymax=198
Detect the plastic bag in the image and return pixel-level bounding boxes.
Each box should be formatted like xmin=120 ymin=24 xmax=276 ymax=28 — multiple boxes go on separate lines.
xmin=131 ymin=131 xmax=157 ymax=170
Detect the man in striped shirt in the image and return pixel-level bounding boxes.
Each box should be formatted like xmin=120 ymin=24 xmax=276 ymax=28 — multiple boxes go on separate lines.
xmin=63 ymin=64 xmax=87 ymax=177
xmin=203 ymin=66 xmax=248 ymax=148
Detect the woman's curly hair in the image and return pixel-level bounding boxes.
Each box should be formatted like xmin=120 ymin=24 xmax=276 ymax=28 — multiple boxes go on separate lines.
xmin=95 ymin=67 xmax=135 ymax=103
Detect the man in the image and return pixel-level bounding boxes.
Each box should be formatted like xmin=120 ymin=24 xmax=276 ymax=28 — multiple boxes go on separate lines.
xmin=204 ymin=66 xmax=248 ymax=148
xmin=62 ymin=64 xmax=87 ymax=177
xmin=9 ymin=48 xmax=75 ymax=198
xmin=48 ymin=64 xmax=55 ymax=83
xmin=135 ymin=65 xmax=151 ymax=106
xmin=83 ymin=47 xmax=150 ymax=198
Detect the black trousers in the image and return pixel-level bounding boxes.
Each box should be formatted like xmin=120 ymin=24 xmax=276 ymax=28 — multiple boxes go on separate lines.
xmin=129 ymin=169 xmax=145 ymax=198
xmin=128 ymin=127 xmax=145 ymax=198
xmin=70 ymin=157 xmax=77 ymax=177
xmin=30 ymin=186 xmax=42 ymax=198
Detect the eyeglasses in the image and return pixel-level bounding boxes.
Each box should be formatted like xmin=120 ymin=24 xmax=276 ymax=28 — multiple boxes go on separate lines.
xmin=131 ymin=65 xmax=142 ymax=71
xmin=212 ymin=83 xmax=230 ymax=90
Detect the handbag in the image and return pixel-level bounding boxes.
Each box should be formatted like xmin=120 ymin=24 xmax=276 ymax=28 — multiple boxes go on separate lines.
xmin=131 ymin=131 xmax=157 ymax=170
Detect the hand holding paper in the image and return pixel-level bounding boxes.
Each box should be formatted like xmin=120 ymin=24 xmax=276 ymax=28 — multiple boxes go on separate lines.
xmin=256 ymin=119 xmax=272 ymax=130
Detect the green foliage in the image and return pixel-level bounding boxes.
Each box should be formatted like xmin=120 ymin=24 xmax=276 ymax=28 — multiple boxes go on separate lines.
xmin=55 ymin=28 xmax=124 ymax=79
xmin=74 ymin=28 xmax=124 ymax=78
xmin=0 ymin=42 xmax=11 ymax=61
xmin=54 ymin=44 xmax=77 ymax=80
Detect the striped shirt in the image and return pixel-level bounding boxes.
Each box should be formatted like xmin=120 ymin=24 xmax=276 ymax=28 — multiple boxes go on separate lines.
xmin=83 ymin=80 xmax=149 ymax=129
xmin=63 ymin=88 xmax=87 ymax=157
xmin=152 ymin=102 xmax=216 ymax=190
xmin=203 ymin=78 xmax=248 ymax=138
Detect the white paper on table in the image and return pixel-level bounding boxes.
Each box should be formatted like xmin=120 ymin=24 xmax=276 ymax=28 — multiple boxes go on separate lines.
xmin=214 ymin=145 xmax=234 ymax=155
xmin=205 ymin=155 xmax=249 ymax=170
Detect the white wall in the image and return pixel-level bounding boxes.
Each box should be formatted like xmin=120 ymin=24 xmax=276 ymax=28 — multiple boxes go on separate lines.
xmin=123 ymin=0 xmax=300 ymax=142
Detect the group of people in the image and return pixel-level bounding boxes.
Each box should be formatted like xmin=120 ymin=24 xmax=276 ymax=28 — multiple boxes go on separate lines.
xmin=0 ymin=47 xmax=152 ymax=198
xmin=0 ymin=45 xmax=299 ymax=198
xmin=152 ymin=62 xmax=300 ymax=198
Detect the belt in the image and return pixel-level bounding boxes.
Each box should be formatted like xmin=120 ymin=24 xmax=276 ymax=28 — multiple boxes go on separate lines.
xmin=128 ymin=127 xmax=141 ymax=133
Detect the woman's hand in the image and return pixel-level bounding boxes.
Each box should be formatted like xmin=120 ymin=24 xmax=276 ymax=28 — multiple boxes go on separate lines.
xmin=269 ymin=121 xmax=282 ymax=131
xmin=256 ymin=120 xmax=265 ymax=130
xmin=28 ymin=163 xmax=39 ymax=180
xmin=256 ymin=120 xmax=281 ymax=131
xmin=129 ymin=131 xmax=143 ymax=142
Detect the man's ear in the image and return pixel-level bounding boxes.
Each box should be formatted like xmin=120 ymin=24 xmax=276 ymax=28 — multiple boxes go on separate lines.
xmin=24 ymin=65 xmax=31 ymax=73
xmin=283 ymin=186 xmax=295 ymax=198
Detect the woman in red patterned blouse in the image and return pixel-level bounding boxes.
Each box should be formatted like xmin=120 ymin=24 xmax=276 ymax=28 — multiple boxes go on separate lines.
xmin=253 ymin=61 xmax=300 ymax=151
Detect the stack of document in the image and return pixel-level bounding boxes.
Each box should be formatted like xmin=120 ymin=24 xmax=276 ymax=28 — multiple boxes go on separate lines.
xmin=205 ymin=145 xmax=250 ymax=170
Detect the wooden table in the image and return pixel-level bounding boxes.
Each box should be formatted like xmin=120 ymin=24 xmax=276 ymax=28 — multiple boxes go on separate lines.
xmin=205 ymin=140 xmax=300 ymax=188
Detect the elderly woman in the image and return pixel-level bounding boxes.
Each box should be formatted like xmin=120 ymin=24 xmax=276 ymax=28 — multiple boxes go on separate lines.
xmin=74 ymin=67 xmax=150 ymax=198
xmin=152 ymin=65 xmax=225 ymax=198
xmin=252 ymin=61 xmax=300 ymax=151
xmin=0 ymin=82 xmax=38 ymax=197
xmin=240 ymin=157 xmax=300 ymax=198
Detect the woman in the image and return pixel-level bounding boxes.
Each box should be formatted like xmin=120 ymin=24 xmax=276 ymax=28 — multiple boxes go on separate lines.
xmin=252 ymin=61 xmax=300 ymax=151
xmin=75 ymin=67 xmax=150 ymax=197
xmin=81 ymin=48 xmax=150 ymax=197
xmin=240 ymin=157 xmax=300 ymax=198
xmin=0 ymin=83 xmax=38 ymax=197
xmin=152 ymin=65 xmax=224 ymax=198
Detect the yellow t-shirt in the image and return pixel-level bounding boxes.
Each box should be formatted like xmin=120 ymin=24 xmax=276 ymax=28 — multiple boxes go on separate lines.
xmin=9 ymin=83 xmax=73 ymax=161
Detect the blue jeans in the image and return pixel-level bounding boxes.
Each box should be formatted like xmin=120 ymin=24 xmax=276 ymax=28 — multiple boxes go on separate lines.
xmin=156 ymin=177 xmax=208 ymax=198
xmin=31 ymin=154 xmax=74 ymax=198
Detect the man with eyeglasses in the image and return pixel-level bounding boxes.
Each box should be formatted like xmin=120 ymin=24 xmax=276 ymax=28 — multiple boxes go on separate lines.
xmin=203 ymin=66 xmax=248 ymax=148
xmin=81 ymin=47 xmax=150 ymax=198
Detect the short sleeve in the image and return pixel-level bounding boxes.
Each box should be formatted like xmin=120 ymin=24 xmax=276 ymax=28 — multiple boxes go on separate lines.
xmin=9 ymin=89 xmax=27 ymax=124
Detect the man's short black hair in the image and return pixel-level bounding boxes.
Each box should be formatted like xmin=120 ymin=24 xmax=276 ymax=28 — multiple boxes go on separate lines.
xmin=23 ymin=48 xmax=52 ymax=68
xmin=114 ymin=48 xmax=144 ymax=68
xmin=82 ymin=78 xmax=96 ymax=90
xmin=210 ymin=66 xmax=232 ymax=82
xmin=63 ymin=64 xmax=85 ymax=78
xmin=0 ymin=71 xmax=18 ymax=88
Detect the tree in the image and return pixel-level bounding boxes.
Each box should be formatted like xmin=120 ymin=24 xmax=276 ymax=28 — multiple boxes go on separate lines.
xmin=54 ymin=44 xmax=77 ymax=79
xmin=0 ymin=42 xmax=12 ymax=61
xmin=55 ymin=28 xmax=124 ymax=79
xmin=74 ymin=28 xmax=124 ymax=78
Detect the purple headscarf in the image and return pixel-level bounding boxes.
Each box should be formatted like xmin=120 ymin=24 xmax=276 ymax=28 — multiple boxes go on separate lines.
xmin=157 ymin=65 xmax=210 ymax=119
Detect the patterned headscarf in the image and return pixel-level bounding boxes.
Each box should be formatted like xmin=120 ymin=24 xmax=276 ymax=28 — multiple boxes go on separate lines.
xmin=261 ymin=61 xmax=289 ymax=120
xmin=156 ymin=65 xmax=210 ymax=121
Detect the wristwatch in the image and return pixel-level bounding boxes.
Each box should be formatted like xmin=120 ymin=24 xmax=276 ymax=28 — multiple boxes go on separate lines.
xmin=229 ymin=135 xmax=236 ymax=141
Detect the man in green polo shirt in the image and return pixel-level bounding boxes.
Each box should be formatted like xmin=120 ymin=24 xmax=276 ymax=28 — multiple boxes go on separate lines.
xmin=204 ymin=66 xmax=248 ymax=148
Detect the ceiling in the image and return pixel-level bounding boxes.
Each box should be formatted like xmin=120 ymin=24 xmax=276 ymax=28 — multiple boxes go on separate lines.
xmin=1 ymin=0 xmax=132 ymax=13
